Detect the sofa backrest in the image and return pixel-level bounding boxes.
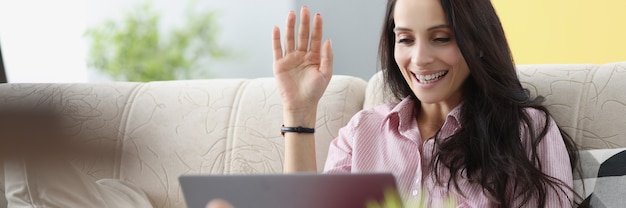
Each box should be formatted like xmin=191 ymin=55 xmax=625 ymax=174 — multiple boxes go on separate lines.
xmin=115 ymin=76 xmax=366 ymax=207
xmin=2 ymin=62 xmax=624 ymax=207
xmin=0 ymin=75 xmax=367 ymax=208
xmin=364 ymin=62 xmax=626 ymax=150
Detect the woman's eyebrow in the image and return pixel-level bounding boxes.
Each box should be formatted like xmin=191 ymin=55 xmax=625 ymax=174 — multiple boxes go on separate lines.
xmin=428 ymin=24 xmax=450 ymax=31
xmin=393 ymin=27 xmax=412 ymax=33
xmin=393 ymin=24 xmax=450 ymax=33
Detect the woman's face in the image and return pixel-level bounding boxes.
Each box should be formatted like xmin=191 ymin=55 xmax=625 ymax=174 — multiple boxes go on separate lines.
xmin=393 ymin=0 xmax=470 ymax=106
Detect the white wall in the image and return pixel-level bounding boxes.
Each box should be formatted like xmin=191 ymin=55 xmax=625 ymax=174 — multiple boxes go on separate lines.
xmin=0 ymin=0 xmax=88 ymax=83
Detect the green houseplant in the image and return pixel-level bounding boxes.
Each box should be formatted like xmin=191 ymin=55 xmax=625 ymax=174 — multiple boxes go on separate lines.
xmin=85 ymin=1 xmax=227 ymax=82
xmin=366 ymin=188 xmax=457 ymax=208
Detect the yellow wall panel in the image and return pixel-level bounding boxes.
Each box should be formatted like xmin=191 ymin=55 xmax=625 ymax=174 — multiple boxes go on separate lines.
xmin=491 ymin=0 xmax=626 ymax=64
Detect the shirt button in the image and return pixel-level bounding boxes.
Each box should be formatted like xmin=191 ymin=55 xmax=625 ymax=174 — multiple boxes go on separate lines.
xmin=412 ymin=190 xmax=419 ymax=196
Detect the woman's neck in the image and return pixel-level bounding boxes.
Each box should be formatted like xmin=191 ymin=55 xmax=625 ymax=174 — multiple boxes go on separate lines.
xmin=416 ymin=100 xmax=462 ymax=140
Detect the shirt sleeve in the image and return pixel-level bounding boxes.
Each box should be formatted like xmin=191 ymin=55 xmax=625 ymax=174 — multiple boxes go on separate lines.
xmin=323 ymin=114 xmax=358 ymax=173
xmin=514 ymin=108 xmax=574 ymax=207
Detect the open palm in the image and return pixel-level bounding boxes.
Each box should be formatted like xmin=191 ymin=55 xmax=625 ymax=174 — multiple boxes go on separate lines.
xmin=272 ymin=6 xmax=333 ymax=112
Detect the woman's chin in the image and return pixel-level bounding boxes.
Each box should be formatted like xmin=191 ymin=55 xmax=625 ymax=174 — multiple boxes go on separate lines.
xmin=414 ymin=95 xmax=444 ymax=104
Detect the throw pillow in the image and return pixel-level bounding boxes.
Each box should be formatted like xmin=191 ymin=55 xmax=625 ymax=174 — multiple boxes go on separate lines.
xmin=4 ymin=159 xmax=152 ymax=208
xmin=575 ymin=148 xmax=626 ymax=208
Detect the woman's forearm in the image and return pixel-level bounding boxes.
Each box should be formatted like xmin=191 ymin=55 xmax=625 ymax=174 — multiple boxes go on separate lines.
xmin=282 ymin=109 xmax=318 ymax=173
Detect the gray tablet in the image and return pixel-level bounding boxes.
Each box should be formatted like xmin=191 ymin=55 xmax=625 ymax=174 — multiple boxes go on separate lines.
xmin=179 ymin=173 xmax=400 ymax=208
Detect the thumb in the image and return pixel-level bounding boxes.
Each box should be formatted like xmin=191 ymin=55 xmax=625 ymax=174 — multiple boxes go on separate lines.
xmin=320 ymin=39 xmax=333 ymax=78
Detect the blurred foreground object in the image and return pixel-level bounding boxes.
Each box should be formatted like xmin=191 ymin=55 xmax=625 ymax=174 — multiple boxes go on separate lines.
xmin=0 ymin=42 xmax=7 ymax=83
xmin=0 ymin=106 xmax=108 ymax=162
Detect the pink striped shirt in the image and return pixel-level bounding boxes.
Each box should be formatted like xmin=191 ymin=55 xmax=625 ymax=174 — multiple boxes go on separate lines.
xmin=323 ymin=97 xmax=573 ymax=207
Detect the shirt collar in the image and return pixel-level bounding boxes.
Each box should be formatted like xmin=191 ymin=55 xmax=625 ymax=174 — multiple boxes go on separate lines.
xmin=385 ymin=96 xmax=463 ymax=141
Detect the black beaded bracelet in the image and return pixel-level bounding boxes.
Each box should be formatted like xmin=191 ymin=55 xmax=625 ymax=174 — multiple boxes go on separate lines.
xmin=281 ymin=125 xmax=315 ymax=136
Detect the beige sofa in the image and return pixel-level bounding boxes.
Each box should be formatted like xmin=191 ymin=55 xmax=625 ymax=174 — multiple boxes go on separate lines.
xmin=1 ymin=62 xmax=625 ymax=207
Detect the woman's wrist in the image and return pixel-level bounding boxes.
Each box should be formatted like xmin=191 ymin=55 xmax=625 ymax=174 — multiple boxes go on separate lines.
xmin=283 ymin=107 xmax=317 ymax=127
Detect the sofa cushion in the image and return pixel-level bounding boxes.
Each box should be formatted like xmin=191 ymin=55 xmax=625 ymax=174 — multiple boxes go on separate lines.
xmin=574 ymin=148 xmax=626 ymax=207
xmin=4 ymin=159 xmax=152 ymax=208
xmin=517 ymin=62 xmax=626 ymax=150
xmin=575 ymin=148 xmax=626 ymax=207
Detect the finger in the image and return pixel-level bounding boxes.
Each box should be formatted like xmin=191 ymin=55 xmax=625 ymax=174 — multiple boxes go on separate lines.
xmin=309 ymin=13 xmax=323 ymax=54
xmin=296 ymin=6 xmax=311 ymax=52
xmin=272 ymin=26 xmax=283 ymax=61
xmin=320 ymin=39 xmax=334 ymax=77
xmin=285 ymin=10 xmax=296 ymax=53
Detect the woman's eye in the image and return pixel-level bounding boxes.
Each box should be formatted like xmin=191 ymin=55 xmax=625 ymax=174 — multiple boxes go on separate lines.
xmin=397 ymin=38 xmax=414 ymax=44
xmin=434 ymin=37 xmax=451 ymax=43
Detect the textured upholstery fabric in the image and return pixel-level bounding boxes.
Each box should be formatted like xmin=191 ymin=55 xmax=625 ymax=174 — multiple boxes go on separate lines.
xmin=1 ymin=76 xmax=366 ymax=208
xmin=4 ymin=160 xmax=152 ymax=208
xmin=1 ymin=63 xmax=625 ymax=207
xmin=116 ymin=76 xmax=367 ymax=207
xmin=517 ymin=63 xmax=626 ymax=150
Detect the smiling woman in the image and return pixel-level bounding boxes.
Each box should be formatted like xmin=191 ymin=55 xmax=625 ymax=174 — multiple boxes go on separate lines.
xmin=274 ymin=0 xmax=582 ymax=207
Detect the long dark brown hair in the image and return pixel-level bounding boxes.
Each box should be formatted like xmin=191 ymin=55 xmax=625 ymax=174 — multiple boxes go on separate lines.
xmin=378 ymin=0 xmax=581 ymax=207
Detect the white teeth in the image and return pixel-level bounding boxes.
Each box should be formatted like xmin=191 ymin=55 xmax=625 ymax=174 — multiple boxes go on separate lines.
xmin=415 ymin=71 xmax=447 ymax=84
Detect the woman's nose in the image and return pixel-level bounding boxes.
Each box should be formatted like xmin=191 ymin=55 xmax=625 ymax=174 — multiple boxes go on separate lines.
xmin=411 ymin=41 xmax=435 ymax=67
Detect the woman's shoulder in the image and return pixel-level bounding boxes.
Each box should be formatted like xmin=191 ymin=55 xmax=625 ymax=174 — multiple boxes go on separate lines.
xmin=521 ymin=107 xmax=552 ymax=125
xmin=519 ymin=106 xmax=560 ymax=136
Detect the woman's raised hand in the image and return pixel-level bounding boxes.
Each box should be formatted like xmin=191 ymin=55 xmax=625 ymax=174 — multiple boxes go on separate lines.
xmin=272 ymin=6 xmax=333 ymax=116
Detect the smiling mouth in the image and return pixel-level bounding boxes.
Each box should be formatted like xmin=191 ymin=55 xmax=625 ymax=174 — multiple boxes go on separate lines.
xmin=414 ymin=71 xmax=448 ymax=84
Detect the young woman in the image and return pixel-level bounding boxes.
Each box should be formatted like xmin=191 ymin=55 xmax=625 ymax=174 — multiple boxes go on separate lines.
xmin=272 ymin=0 xmax=580 ymax=207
